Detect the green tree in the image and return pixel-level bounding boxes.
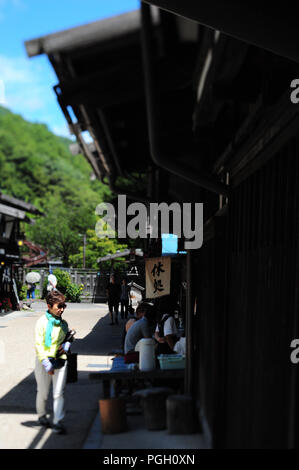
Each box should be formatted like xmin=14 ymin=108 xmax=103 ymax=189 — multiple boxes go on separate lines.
xmin=0 ymin=105 xmax=143 ymax=268
xmin=0 ymin=105 xmax=112 ymax=264
xmin=69 ymin=229 xmax=128 ymax=270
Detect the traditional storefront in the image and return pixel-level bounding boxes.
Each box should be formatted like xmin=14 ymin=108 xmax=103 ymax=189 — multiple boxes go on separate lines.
xmin=0 ymin=193 xmax=41 ymax=311
xmin=25 ymin=3 xmax=299 ymax=448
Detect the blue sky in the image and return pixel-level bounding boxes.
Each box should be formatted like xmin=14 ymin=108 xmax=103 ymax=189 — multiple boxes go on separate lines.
xmin=0 ymin=0 xmax=139 ymax=137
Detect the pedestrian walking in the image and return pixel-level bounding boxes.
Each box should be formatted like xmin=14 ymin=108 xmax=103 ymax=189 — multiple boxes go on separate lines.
xmin=106 ymin=275 xmax=121 ymax=325
xmin=26 ymin=282 xmax=36 ymax=300
xmin=47 ymin=271 xmax=57 ymax=292
xmin=34 ymin=290 xmax=74 ymax=434
xmin=120 ymin=278 xmax=130 ymax=320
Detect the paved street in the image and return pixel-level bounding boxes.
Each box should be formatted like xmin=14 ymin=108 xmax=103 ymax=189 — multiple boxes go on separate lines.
xmin=0 ymin=301 xmax=123 ymax=449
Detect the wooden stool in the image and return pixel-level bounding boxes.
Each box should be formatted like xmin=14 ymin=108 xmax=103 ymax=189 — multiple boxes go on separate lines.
xmin=134 ymin=387 xmax=174 ymax=430
xmin=166 ymin=394 xmax=196 ymax=434
xmin=99 ymin=397 xmax=127 ymax=433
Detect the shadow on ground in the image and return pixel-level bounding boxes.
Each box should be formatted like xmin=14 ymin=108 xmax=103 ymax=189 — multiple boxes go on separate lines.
xmin=0 ymin=313 xmax=126 ymax=449
xmin=72 ymin=312 xmax=126 ymax=356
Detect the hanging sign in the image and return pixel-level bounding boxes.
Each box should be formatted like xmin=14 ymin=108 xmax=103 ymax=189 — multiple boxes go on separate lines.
xmin=145 ymin=256 xmax=171 ymax=299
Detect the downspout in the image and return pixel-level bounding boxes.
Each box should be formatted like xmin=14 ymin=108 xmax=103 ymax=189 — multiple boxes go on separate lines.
xmin=140 ymin=3 xmax=229 ymax=197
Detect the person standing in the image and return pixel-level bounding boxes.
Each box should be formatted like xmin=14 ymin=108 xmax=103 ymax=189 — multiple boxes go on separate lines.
xmin=106 ymin=275 xmax=121 ymax=325
xmin=47 ymin=271 xmax=57 ymax=293
xmin=27 ymin=282 xmax=36 ymax=300
xmin=120 ymin=278 xmax=130 ymax=320
xmin=34 ymin=290 xmax=73 ymax=434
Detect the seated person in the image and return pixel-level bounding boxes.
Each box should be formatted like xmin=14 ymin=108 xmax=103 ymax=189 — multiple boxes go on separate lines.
xmin=173 ymin=336 xmax=186 ymax=355
xmin=155 ymin=308 xmax=178 ymax=354
xmin=125 ymin=299 xmax=156 ymax=333
xmin=124 ymin=302 xmax=156 ymax=354
xmin=121 ymin=306 xmax=138 ymax=353
xmin=125 ymin=305 xmax=141 ymax=333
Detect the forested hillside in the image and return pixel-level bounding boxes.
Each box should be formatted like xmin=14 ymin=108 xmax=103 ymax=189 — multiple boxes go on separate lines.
xmin=0 ymin=105 xmax=108 ymax=207
xmin=0 ymin=106 xmax=127 ymax=266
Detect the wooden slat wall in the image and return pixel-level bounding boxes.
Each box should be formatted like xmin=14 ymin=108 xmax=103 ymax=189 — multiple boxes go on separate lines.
xmin=193 ymin=216 xmax=227 ymax=447
xmin=225 ymin=139 xmax=298 ymax=448
xmin=195 ymin=136 xmax=299 ymax=448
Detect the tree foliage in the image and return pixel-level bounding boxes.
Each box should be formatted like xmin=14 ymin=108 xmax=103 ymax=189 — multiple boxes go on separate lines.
xmin=0 ymin=105 xmax=129 ymax=266
xmin=69 ymin=229 xmax=128 ymax=270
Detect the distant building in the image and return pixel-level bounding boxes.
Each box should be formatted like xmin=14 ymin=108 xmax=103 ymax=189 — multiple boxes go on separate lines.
xmin=0 ymin=192 xmax=42 ymax=310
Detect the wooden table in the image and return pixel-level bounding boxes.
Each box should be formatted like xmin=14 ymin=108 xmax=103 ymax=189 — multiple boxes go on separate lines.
xmin=89 ymin=368 xmax=185 ymax=398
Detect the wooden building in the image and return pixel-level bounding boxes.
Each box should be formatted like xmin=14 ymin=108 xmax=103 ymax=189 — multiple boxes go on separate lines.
xmin=0 ymin=192 xmax=42 ymax=309
xmin=25 ymin=3 xmax=299 ymax=448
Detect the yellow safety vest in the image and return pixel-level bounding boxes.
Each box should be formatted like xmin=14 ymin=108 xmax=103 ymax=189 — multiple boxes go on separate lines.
xmin=35 ymin=314 xmax=68 ymax=362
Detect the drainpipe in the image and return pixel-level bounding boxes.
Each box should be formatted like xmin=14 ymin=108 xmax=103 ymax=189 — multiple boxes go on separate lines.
xmin=140 ymin=3 xmax=229 ymax=198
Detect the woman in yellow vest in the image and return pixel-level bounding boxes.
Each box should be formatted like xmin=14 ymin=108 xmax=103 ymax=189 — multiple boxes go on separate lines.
xmin=34 ymin=290 xmax=74 ymax=434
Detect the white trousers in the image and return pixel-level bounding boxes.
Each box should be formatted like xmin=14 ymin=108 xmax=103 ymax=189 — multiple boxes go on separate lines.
xmin=34 ymin=357 xmax=68 ymax=425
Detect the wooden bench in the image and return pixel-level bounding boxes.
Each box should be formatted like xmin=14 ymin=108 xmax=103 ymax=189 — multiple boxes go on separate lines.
xmin=89 ymin=369 xmax=185 ymax=398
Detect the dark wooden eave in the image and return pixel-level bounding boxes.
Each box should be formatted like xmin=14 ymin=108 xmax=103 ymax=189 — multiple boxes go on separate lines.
xmin=142 ymin=0 xmax=299 ymax=63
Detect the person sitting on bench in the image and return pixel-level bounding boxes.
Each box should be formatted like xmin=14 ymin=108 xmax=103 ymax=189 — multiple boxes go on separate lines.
xmin=154 ymin=306 xmax=178 ymax=355
xmin=124 ymin=302 xmax=156 ymax=354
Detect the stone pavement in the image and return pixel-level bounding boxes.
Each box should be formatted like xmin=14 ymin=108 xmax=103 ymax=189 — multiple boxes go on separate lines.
xmin=0 ymin=300 xmax=206 ymax=450
xmin=84 ymin=412 xmax=207 ymax=450
xmin=0 ymin=300 xmax=122 ymax=449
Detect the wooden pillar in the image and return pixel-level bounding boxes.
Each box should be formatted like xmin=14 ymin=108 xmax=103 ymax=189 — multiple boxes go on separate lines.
xmin=185 ymin=249 xmax=193 ymax=395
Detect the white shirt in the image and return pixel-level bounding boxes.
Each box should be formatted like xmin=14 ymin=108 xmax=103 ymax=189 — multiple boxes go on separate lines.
xmin=174 ymin=337 xmax=186 ymax=354
xmin=155 ymin=314 xmax=177 ymax=337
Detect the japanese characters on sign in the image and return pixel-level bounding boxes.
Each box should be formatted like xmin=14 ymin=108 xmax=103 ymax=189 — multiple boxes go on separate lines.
xmin=145 ymin=256 xmax=171 ymax=299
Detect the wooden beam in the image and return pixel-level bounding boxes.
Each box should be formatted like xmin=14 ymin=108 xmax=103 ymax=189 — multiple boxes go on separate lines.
xmin=0 ymin=204 xmax=26 ymax=219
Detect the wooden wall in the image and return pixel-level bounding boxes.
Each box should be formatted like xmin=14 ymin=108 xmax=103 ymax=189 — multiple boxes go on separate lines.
xmin=194 ymin=136 xmax=299 ymax=448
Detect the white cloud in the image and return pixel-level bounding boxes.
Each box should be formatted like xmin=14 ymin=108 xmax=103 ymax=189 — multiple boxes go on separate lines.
xmin=0 ymin=53 xmax=70 ymax=138
xmin=0 ymin=54 xmax=41 ymax=84
xmin=0 ymin=79 xmax=6 ymax=105
xmin=8 ymin=93 xmax=44 ymax=111
xmin=0 ymin=55 xmax=51 ymax=115
xmin=52 ymin=123 xmax=72 ymax=138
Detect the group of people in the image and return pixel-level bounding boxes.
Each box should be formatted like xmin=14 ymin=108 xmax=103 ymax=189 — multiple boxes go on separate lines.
xmin=106 ymin=275 xmax=184 ymax=354
xmin=123 ymin=297 xmax=185 ymax=357
xmin=106 ymin=275 xmax=185 ymax=356
xmin=26 ymin=271 xmax=57 ymax=301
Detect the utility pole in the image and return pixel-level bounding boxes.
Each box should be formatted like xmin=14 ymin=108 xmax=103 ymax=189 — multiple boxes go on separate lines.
xmin=83 ymin=233 xmax=86 ymax=269
xmin=79 ymin=233 xmax=87 ymax=269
